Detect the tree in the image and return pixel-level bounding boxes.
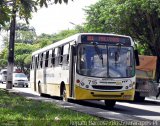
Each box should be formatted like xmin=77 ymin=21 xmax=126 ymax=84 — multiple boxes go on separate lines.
xmin=38 ymin=0 xmax=73 ymax=7
xmin=15 ymin=23 xmax=37 ymax=44
xmin=1 ymin=0 xmax=73 ymax=89
xmin=14 ymin=43 xmax=38 ymax=74
xmin=51 ymin=29 xmax=78 ymax=42
xmin=0 ymin=0 xmax=74 ymax=27
xmin=85 ymin=0 xmax=160 ymax=81
xmin=0 ymin=43 xmax=38 ymax=73
xmin=0 ymin=28 xmax=77 ymax=70
xmin=84 ymin=0 xmax=114 ymax=33
xmin=0 ymin=1 xmax=10 ymax=27
xmin=0 ymin=48 xmax=8 ymax=69
xmin=34 ymin=29 xmax=78 ymax=48
xmin=0 ymin=49 xmax=8 ymax=69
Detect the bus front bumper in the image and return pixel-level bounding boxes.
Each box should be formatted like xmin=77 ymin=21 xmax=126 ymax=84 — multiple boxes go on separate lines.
xmin=74 ymin=85 xmax=135 ymax=101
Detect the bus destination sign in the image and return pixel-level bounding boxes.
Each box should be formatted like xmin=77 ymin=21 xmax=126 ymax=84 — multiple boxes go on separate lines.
xmin=81 ymin=35 xmax=131 ymax=46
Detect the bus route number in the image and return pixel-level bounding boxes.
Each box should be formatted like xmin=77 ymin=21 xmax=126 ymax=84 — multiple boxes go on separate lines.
xmin=88 ymin=80 xmax=97 ymax=85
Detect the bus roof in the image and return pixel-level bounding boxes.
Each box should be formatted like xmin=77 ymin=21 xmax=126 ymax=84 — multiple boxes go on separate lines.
xmin=32 ymin=33 xmax=133 ymax=56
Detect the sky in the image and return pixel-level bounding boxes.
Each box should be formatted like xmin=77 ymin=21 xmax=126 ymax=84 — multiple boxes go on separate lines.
xmin=29 ymin=0 xmax=98 ymax=35
xmin=0 ymin=0 xmax=98 ymax=51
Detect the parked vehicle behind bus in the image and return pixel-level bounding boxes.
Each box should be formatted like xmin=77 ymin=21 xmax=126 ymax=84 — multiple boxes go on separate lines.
xmin=30 ymin=33 xmax=139 ymax=108
xmin=135 ymin=55 xmax=159 ymax=101
xmin=0 ymin=69 xmax=7 ymax=84
xmin=13 ymin=72 xmax=29 ymax=87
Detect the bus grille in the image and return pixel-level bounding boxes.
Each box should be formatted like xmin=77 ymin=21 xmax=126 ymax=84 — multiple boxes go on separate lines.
xmin=92 ymin=85 xmax=123 ymax=90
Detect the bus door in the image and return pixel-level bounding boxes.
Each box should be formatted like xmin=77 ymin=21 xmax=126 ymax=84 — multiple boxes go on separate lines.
xmin=69 ymin=45 xmax=76 ymax=98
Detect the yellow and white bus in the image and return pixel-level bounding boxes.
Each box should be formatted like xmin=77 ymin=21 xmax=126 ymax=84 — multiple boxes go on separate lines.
xmin=30 ymin=33 xmax=138 ymax=107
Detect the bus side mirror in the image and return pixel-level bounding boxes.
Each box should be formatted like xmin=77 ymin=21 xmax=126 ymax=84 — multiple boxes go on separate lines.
xmin=134 ymin=50 xmax=139 ymax=66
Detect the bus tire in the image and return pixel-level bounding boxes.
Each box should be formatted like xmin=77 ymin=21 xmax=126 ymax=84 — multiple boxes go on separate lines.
xmin=134 ymin=92 xmax=145 ymax=102
xmin=40 ymin=93 xmax=49 ymax=97
xmin=60 ymin=82 xmax=67 ymax=101
xmin=104 ymin=100 xmax=116 ymax=108
xmin=38 ymin=81 xmax=41 ymax=94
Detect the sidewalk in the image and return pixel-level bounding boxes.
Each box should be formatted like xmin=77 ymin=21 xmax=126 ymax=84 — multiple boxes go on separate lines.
xmin=146 ymin=97 xmax=160 ymax=102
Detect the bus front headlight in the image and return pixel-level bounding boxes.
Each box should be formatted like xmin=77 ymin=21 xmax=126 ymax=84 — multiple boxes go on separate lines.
xmin=129 ymin=82 xmax=136 ymax=89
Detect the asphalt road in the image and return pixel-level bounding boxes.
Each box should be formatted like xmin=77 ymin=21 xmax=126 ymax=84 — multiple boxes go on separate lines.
xmin=1 ymin=83 xmax=160 ymax=125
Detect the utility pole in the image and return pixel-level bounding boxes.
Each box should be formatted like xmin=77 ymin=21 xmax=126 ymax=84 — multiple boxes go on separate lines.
xmin=6 ymin=0 xmax=16 ymax=89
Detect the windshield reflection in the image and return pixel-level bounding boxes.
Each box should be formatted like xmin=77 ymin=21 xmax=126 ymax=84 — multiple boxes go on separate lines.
xmin=77 ymin=44 xmax=134 ymax=78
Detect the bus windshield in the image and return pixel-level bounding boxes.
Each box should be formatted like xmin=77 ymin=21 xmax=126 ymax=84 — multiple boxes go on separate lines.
xmin=77 ymin=44 xmax=134 ymax=78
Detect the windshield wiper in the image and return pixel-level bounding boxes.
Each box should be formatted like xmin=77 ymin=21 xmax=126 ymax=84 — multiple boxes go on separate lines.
xmin=114 ymin=43 xmax=122 ymax=65
xmin=92 ymin=42 xmax=104 ymax=66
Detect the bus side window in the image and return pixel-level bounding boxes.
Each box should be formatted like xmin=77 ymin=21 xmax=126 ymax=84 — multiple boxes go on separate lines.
xmin=58 ymin=46 xmax=64 ymax=64
xmin=48 ymin=50 xmax=52 ymax=67
xmin=54 ymin=48 xmax=59 ymax=66
xmin=31 ymin=56 xmax=35 ymax=70
xmin=33 ymin=56 xmax=36 ymax=69
xmin=31 ymin=56 xmax=33 ymax=69
xmin=40 ymin=53 xmax=43 ymax=68
xmin=45 ymin=51 xmax=49 ymax=67
xmin=36 ymin=56 xmax=38 ymax=69
xmin=62 ymin=44 xmax=70 ymax=65
xmin=38 ymin=54 xmax=41 ymax=69
xmin=51 ymin=49 xmax=55 ymax=67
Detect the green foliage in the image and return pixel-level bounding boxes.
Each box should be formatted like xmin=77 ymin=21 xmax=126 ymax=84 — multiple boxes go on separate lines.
xmin=35 ymin=29 xmax=78 ymax=48
xmin=38 ymin=0 xmax=73 ymax=7
xmin=24 ymin=54 xmax=32 ymax=66
xmin=0 ymin=29 xmax=77 ymax=72
xmin=35 ymin=37 xmax=52 ymax=48
xmin=14 ymin=43 xmax=38 ymax=73
xmin=15 ymin=23 xmax=37 ymax=44
xmin=0 ymin=48 xmax=8 ymax=68
xmin=52 ymin=29 xmax=78 ymax=42
xmin=0 ymin=0 xmax=37 ymax=27
xmin=84 ymin=0 xmax=114 ymax=33
xmin=0 ymin=43 xmax=38 ymax=74
xmin=85 ymin=0 xmax=160 ymax=56
xmin=16 ymin=0 xmax=38 ymax=24
xmin=0 ymin=1 xmax=10 ymax=27
xmin=0 ymin=48 xmax=8 ymax=60
xmin=136 ymin=42 xmax=151 ymax=55
xmin=0 ymin=0 xmax=73 ymax=26
xmin=0 ymin=59 xmax=7 ymax=69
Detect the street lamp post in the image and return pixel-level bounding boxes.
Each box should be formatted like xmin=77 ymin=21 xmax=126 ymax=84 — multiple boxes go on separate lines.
xmin=69 ymin=22 xmax=83 ymax=32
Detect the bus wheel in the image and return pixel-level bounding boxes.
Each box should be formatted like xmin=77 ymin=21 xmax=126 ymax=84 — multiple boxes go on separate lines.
xmin=104 ymin=100 xmax=116 ymax=108
xmin=38 ymin=81 xmax=41 ymax=94
xmin=134 ymin=92 xmax=145 ymax=102
xmin=62 ymin=89 xmax=67 ymax=101
xmin=60 ymin=83 xmax=67 ymax=101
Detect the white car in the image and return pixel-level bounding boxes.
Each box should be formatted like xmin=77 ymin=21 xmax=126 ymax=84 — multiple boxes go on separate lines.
xmin=0 ymin=69 xmax=7 ymax=83
xmin=13 ymin=73 xmax=28 ymax=87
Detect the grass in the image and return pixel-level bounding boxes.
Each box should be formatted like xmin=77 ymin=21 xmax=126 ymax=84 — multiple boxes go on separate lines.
xmin=0 ymin=89 xmax=120 ymax=126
